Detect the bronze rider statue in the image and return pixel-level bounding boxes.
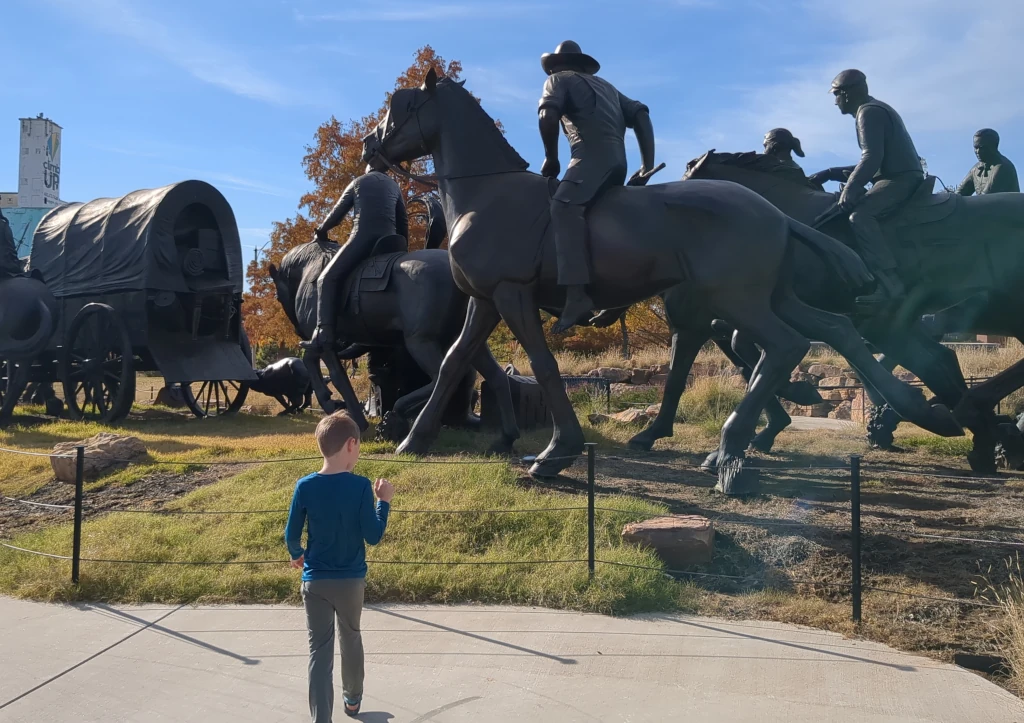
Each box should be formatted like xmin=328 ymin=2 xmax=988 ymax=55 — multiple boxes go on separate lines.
xmin=957 ymin=128 xmax=1019 ymax=196
xmin=537 ymin=40 xmax=656 ymax=333
xmin=303 ymin=165 xmax=408 ymax=351
xmin=808 ymin=69 xmax=924 ymax=307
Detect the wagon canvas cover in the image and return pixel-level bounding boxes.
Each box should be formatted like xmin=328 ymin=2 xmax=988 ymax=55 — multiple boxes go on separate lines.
xmin=29 ymin=181 xmax=244 ymax=297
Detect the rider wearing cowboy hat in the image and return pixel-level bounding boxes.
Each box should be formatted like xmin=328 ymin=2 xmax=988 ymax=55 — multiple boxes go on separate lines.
xmin=537 ymin=40 xmax=656 ymax=333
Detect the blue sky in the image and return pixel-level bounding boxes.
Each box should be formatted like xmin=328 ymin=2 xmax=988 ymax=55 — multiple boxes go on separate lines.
xmin=3 ymin=0 xmax=1022 ymax=267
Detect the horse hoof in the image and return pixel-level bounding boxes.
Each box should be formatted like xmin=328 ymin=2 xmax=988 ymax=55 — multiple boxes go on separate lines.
xmin=780 ymin=380 xmax=823 ymax=407
xmin=701 ymin=450 xmax=721 ymax=473
xmin=375 ymin=412 xmax=411 ymax=444
xmin=627 ymin=433 xmax=656 ymax=452
xmin=714 ymin=453 xmax=761 ymax=496
xmin=924 ymin=403 xmax=965 ymax=438
xmin=748 ymin=432 xmax=778 ymax=454
xmin=396 ymin=435 xmax=429 ymax=457
xmin=486 ymin=437 xmax=516 ymax=457
xmin=967 ymin=448 xmax=998 ymax=476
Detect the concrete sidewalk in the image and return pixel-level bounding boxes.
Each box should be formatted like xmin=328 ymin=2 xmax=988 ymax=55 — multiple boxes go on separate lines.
xmin=0 ymin=598 xmax=1021 ymax=723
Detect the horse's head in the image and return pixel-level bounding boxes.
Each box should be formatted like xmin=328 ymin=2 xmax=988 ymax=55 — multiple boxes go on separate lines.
xmin=363 ymin=67 xmax=444 ymax=170
xmin=269 ymin=239 xmax=334 ymax=340
xmin=363 ymin=68 xmax=528 ymax=180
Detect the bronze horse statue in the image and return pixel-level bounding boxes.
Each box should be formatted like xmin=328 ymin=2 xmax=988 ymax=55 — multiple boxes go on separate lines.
xmin=676 ymin=150 xmax=1024 ymax=472
xmin=363 ymin=69 xmax=962 ymax=493
xmin=268 ymin=235 xmax=520 ymax=451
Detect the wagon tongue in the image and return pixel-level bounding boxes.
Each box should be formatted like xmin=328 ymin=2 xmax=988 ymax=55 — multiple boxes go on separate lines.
xmin=148 ymin=331 xmax=257 ymax=384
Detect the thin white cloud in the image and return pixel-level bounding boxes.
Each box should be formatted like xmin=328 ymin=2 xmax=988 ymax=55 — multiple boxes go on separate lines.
xmin=464 ymin=65 xmax=538 ymax=107
xmin=696 ymin=0 xmax=1024 ymax=171
xmin=159 ymin=167 xmax=299 ymax=199
xmin=45 ymin=0 xmax=296 ymax=105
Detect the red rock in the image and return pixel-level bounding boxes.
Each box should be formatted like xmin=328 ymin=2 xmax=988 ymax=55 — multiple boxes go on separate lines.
xmin=650 ymin=373 xmax=669 ymax=386
xmin=622 ymin=515 xmax=715 ymax=567
xmin=631 ymin=368 xmax=652 ymax=385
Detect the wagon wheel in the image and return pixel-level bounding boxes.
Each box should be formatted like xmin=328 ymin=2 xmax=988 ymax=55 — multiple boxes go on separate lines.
xmin=181 ymin=329 xmax=252 ymax=418
xmin=61 ymin=303 xmax=136 ymax=423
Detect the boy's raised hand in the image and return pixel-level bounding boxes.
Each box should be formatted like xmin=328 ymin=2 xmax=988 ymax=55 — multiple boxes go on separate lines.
xmin=374 ymin=478 xmax=395 ymax=503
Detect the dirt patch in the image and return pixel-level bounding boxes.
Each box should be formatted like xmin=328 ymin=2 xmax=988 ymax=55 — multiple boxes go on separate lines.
xmin=0 ymin=463 xmax=254 ymax=539
xmin=541 ymin=430 xmax=1024 ymax=686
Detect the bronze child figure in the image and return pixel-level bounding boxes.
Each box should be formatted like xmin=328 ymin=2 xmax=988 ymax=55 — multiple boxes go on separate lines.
xmin=537 ymin=40 xmax=656 ymax=333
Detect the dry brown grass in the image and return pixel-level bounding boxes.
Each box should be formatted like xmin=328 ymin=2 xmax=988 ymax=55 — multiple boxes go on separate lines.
xmin=980 ymin=555 xmax=1024 ymax=695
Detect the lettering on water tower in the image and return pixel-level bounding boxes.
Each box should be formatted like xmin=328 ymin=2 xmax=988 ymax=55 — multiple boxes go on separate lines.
xmin=18 ymin=116 xmax=62 ymax=207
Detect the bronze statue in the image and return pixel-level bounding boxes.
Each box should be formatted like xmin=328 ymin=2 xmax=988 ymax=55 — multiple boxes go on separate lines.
xmin=957 ymin=129 xmax=1020 ymax=196
xmin=363 ymin=70 xmax=961 ymax=493
xmin=269 ymin=236 xmax=520 ymax=451
xmin=537 ymin=41 xmax=657 ymax=333
xmin=809 ymin=69 xmax=924 ymax=308
xmin=0 ymin=209 xmax=23 ymax=279
xmin=763 ymin=128 xmax=809 ymax=183
xmin=303 ymin=165 xmax=408 ymax=352
xmin=683 ymin=150 xmax=1024 ymax=473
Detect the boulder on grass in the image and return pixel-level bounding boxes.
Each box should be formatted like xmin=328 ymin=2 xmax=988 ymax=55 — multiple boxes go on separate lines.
xmin=51 ymin=433 xmax=148 ymax=483
xmin=631 ymin=368 xmax=652 ymax=385
xmin=589 ymin=367 xmax=632 ymax=383
xmin=153 ymin=385 xmax=186 ymax=409
xmin=622 ymin=515 xmax=715 ymax=567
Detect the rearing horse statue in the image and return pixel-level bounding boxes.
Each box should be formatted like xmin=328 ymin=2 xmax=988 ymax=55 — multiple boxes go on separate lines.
xmin=364 ymin=68 xmax=962 ymax=493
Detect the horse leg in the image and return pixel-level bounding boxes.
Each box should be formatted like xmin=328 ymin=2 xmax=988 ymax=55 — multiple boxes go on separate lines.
xmin=273 ymin=393 xmax=291 ymax=416
xmin=710 ymin=301 xmax=810 ymax=495
xmin=724 ymin=328 xmax=795 ymax=454
xmin=0 ymin=362 xmax=30 ymax=426
xmin=491 ymin=282 xmax=583 ymax=478
xmin=629 ymin=328 xmax=707 ymax=451
xmin=397 ymin=297 xmax=501 ymax=456
xmin=323 ymin=352 xmax=368 ymax=429
xmin=955 ymin=353 xmax=1024 ymax=472
xmin=469 ymin=344 xmax=521 ymax=456
xmin=774 ymin=298 xmax=963 ymax=439
xmin=302 ymin=351 xmax=337 ymax=413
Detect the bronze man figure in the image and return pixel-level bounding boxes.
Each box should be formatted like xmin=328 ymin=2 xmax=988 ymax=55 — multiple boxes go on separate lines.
xmin=763 ymin=128 xmax=809 ymax=183
xmin=957 ymin=129 xmax=1019 ymax=196
xmin=304 ymin=166 xmax=408 ymax=350
xmin=812 ymin=69 xmax=923 ymax=307
xmin=537 ymin=40 xmax=656 ymax=333
xmin=0 ymin=209 xmax=22 ymax=279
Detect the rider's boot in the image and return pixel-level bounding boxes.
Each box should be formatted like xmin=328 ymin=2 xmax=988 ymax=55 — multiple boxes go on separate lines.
xmin=552 ymin=285 xmax=596 ymax=334
xmin=855 ymin=268 xmax=905 ymax=308
xmin=300 ymin=325 xmax=335 ymax=351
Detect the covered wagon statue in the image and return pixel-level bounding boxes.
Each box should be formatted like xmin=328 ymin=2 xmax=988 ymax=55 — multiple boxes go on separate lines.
xmin=0 ymin=180 xmax=257 ymax=424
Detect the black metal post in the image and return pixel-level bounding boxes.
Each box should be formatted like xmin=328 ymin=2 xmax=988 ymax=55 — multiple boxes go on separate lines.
xmin=850 ymin=454 xmax=862 ymax=623
xmin=72 ymin=446 xmax=84 ymax=585
xmin=586 ymin=442 xmax=596 ymax=579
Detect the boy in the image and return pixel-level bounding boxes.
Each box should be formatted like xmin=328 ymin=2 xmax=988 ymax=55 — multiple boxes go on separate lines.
xmin=285 ymin=411 xmax=394 ymax=720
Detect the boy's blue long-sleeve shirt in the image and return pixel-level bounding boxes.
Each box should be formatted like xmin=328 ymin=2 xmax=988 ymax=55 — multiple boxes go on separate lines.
xmin=284 ymin=471 xmax=390 ymax=581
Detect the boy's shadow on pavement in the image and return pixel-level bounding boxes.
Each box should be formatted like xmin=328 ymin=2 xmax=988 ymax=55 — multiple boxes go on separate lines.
xmin=358 ymin=713 xmax=394 ymax=722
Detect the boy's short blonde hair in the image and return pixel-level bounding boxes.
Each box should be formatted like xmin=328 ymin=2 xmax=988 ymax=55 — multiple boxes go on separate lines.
xmin=315 ymin=411 xmax=361 ymax=457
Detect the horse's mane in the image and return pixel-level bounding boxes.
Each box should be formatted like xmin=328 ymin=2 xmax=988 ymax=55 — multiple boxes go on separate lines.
xmin=437 ymin=77 xmax=530 ymax=173
xmin=280 ymin=239 xmax=338 ymax=290
xmin=696 ymin=150 xmax=820 ymax=190
xmin=707 ymin=151 xmax=790 ymax=173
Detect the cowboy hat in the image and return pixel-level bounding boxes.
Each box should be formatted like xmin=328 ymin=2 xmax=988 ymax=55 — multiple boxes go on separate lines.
xmin=541 ymin=40 xmax=600 ymax=75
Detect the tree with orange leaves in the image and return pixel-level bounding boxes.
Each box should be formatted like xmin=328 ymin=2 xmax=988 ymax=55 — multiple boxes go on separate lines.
xmin=242 ymin=46 xmax=464 ymax=356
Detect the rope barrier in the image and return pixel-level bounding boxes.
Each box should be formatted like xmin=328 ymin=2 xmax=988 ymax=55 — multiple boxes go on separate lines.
xmin=860 ymin=585 xmax=1003 ymax=609
xmin=93 ymin=505 xmax=591 ymax=516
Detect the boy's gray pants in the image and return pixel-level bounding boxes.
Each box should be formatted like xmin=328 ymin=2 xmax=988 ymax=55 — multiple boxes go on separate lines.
xmin=302 ymin=578 xmax=366 ymax=722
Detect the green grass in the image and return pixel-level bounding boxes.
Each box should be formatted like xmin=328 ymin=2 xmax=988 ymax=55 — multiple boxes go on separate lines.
xmin=898 ymin=434 xmax=975 ymax=457
xmin=0 ymin=454 xmax=686 ymax=614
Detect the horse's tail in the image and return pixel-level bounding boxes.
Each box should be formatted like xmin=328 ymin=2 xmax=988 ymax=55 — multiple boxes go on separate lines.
xmin=788 ymin=218 xmax=873 ymax=291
